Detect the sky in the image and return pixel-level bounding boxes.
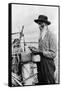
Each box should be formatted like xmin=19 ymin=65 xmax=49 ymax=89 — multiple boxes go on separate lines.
xmin=12 ymin=4 xmax=59 ymax=43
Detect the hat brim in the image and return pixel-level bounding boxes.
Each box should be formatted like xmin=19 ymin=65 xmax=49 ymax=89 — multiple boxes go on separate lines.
xmin=34 ymin=19 xmax=51 ymax=25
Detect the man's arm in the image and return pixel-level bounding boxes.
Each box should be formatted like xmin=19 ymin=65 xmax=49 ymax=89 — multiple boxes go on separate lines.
xmin=42 ymin=50 xmax=56 ymax=59
xmin=42 ymin=32 xmax=57 ymax=59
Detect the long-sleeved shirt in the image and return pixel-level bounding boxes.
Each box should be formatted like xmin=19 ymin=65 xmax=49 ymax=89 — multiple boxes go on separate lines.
xmin=38 ymin=29 xmax=57 ymax=59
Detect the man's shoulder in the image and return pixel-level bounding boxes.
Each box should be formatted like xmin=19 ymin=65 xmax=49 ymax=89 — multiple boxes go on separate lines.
xmin=47 ymin=29 xmax=55 ymax=39
xmin=47 ymin=29 xmax=57 ymax=46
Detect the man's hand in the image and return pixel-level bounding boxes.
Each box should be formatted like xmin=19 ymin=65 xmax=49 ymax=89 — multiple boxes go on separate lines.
xmin=43 ymin=49 xmax=49 ymax=56
xmin=28 ymin=46 xmax=39 ymax=54
xmin=42 ymin=49 xmax=56 ymax=59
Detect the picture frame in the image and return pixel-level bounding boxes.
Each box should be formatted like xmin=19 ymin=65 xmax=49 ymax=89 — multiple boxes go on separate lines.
xmin=8 ymin=3 xmax=60 ymax=87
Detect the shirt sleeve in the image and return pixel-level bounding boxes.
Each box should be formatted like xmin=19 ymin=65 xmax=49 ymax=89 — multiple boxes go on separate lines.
xmin=43 ymin=32 xmax=57 ymax=59
xmin=49 ymin=33 xmax=57 ymax=58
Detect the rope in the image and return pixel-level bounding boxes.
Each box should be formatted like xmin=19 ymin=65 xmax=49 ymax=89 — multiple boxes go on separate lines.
xmin=12 ymin=76 xmax=23 ymax=86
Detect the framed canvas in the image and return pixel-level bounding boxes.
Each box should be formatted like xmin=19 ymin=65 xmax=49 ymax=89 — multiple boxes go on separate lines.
xmin=8 ymin=3 xmax=60 ymax=87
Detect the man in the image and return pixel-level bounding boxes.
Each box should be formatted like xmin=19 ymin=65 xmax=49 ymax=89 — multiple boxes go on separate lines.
xmin=30 ymin=15 xmax=57 ymax=84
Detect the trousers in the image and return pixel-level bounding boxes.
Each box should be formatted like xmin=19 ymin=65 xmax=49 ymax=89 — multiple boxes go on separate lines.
xmin=36 ymin=56 xmax=55 ymax=85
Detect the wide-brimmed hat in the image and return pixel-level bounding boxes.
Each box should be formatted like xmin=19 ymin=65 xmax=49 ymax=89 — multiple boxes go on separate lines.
xmin=34 ymin=15 xmax=51 ymax=25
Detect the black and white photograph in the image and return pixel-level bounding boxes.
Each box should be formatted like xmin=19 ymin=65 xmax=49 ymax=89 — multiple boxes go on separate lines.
xmin=8 ymin=3 xmax=60 ymax=87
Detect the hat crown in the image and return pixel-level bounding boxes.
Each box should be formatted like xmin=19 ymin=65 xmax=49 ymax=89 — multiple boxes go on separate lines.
xmin=38 ymin=15 xmax=48 ymax=21
xmin=34 ymin=15 xmax=51 ymax=25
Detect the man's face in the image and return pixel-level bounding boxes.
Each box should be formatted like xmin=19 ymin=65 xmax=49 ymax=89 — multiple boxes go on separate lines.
xmin=38 ymin=22 xmax=46 ymax=31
